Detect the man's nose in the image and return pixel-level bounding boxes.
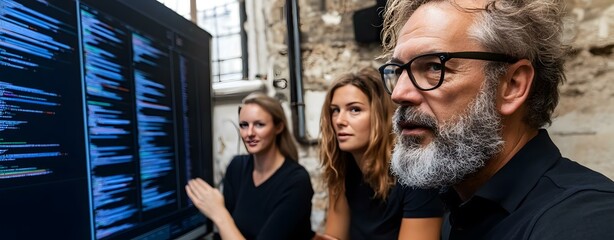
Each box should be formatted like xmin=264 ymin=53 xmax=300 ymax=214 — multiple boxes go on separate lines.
xmin=391 ymin=73 xmax=423 ymax=107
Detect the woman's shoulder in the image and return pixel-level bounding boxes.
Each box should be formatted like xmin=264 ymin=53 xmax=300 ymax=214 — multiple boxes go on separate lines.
xmin=273 ymin=159 xmax=313 ymax=195
xmin=393 ymin=183 xmax=444 ymax=214
xmin=278 ymin=158 xmax=311 ymax=182
xmin=230 ymin=154 xmax=251 ymax=162
xmin=226 ymin=154 xmax=252 ymax=173
xmin=282 ymin=157 xmax=309 ymax=172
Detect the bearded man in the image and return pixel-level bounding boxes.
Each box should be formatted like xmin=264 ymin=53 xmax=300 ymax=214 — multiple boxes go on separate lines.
xmin=378 ymin=0 xmax=614 ymax=239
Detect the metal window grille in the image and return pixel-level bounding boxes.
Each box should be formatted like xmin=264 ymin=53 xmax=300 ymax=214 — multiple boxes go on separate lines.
xmin=157 ymin=0 xmax=247 ymax=83
xmin=199 ymin=1 xmax=247 ymax=83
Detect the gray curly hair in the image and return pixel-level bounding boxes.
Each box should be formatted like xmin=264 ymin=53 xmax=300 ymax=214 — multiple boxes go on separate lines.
xmin=381 ymin=0 xmax=569 ymax=129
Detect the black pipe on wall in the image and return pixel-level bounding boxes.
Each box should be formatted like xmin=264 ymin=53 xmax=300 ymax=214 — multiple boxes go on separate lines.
xmin=285 ymin=0 xmax=318 ymax=145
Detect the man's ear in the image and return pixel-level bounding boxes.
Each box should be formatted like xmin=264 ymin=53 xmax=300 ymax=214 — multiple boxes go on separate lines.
xmin=497 ymin=59 xmax=534 ymax=116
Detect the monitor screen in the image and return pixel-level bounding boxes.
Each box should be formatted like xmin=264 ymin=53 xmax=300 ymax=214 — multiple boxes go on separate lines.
xmin=0 ymin=0 xmax=213 ymax=239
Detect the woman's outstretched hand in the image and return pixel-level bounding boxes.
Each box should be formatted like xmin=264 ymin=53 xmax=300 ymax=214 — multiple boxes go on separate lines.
xmin=185 ymin=178 xmax=226 ymax=222
xmin=313 ymin=233 xmax=340 ymax=240
xmin=186 ymin=178 xmax=245 ymax=240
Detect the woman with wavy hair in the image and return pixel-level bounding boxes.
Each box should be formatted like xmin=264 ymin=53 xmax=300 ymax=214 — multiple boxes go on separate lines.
xmin=317 ymin=67 xmax=443 ymax=240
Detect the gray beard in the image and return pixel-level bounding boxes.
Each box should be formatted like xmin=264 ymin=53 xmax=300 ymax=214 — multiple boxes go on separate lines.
xmin=390 ymin=84 xmax=504 ymax=189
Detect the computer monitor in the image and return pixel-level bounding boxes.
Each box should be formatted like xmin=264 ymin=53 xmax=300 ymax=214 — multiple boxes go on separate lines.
xmin=0 ymin=0 xmax=213 ymax=239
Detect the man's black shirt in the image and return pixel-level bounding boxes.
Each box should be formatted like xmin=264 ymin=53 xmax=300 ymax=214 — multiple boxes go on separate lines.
xmin=441 ymin=130 xmax=614 ymax=240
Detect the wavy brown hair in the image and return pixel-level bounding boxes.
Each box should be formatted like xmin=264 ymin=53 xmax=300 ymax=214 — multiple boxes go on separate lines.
xmin=319 ymin=67 xmax=396 ymax=199
xmin=240 ymin=93 xmax=298 ymax=161
xmin=381 ymin=0 xmax=568 ymax=129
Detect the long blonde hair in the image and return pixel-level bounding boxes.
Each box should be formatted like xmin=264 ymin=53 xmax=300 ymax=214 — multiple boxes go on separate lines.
xmin=319 ymin=67 xmax=396 ymax=199
xmin=240 ymin=93 xmax=298 ymax=161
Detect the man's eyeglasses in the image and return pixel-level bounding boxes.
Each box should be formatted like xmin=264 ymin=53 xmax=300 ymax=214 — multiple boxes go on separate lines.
xmin=379 ymin=52 xmax=519 ymax=94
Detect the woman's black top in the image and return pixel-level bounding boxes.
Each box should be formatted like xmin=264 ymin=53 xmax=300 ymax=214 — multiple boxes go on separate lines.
xmin=222 ymin=155 xmax=314 ymax=240
xmin=345 ymin=159 xmax=444 ymax=239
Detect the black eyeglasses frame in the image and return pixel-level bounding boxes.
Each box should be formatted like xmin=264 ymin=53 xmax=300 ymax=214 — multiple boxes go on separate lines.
xmin=379 ymin=51 xmax=519 ymax=94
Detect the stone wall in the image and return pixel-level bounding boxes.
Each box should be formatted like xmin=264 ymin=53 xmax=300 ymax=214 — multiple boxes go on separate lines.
xmin=215 ymin=0 xmax=614 ymax=233
xmin=550 ymin=0 xmax=614 ymax=179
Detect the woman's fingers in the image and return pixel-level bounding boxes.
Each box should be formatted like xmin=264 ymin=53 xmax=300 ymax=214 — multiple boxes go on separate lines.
xmin=187 ymin=179 xmax=208 ymax=196
xmin=193 ymin=178 xmax=212 ymax=191
xmin=185 ymin=178 xmax=226 ymax=219
xmin=186 ymin=178 xmax=220 ymax=204
xmin=185 ymin=185 xmax=196 ymax=200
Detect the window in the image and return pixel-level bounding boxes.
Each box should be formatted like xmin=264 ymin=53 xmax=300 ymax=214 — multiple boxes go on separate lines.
xmin=158 ymin=0 xmax=247 ymax=82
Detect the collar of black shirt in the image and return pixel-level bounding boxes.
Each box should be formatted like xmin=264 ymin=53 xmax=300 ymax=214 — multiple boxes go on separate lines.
xmin=440 ymin=129 xmax=561 ymax=213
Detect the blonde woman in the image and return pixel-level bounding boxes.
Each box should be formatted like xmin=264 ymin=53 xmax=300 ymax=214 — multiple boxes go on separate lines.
xmin=186 ymin=93 xmax=314 ymax=240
